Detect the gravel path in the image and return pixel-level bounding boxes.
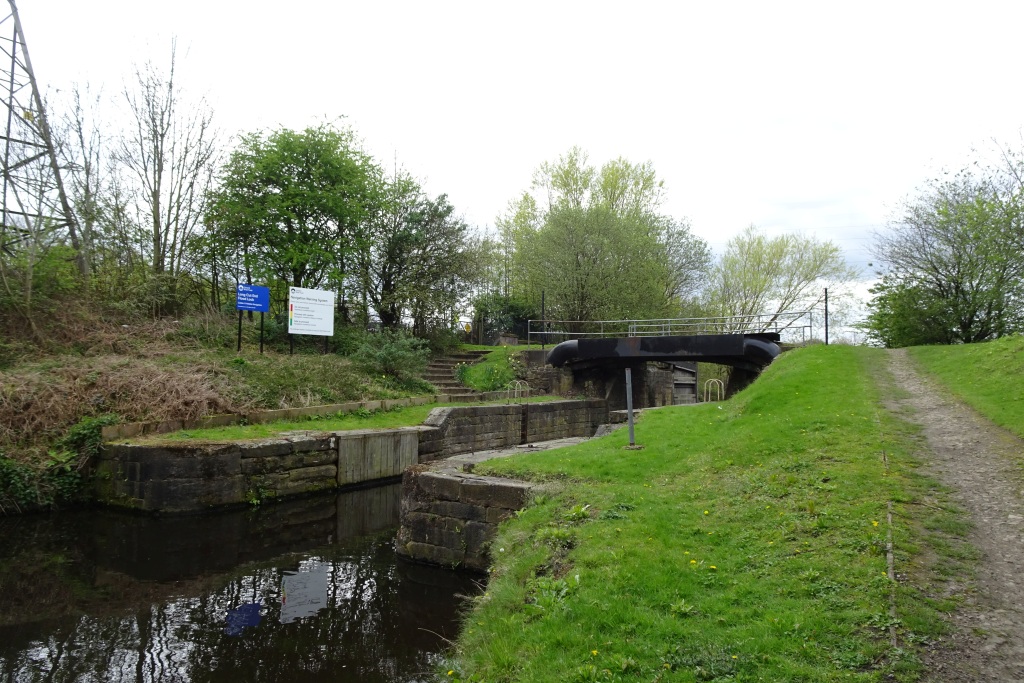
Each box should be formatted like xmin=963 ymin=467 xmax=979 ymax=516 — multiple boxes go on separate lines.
xmin=884 ymin=349 xmax=1024 ymax=681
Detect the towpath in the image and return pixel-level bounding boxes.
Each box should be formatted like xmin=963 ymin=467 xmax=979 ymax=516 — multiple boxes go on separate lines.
xmin=884 ymin=349 xmax=1024 ymax=681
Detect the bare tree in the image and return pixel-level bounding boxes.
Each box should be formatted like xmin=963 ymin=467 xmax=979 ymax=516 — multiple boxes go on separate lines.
xmin=54 ymin=83 xmax=106 ymax=276
xmin=115 ymin=41 xmax=218 ymax=314
xmin=707 ymin=226 xmax=858 ymax=333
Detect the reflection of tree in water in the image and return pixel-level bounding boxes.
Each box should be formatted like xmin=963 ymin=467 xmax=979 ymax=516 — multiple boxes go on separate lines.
xmin=178 ymin=538 xmax=449 ymax=683
xmin=0 ymin=489 xmax=479 ymax=683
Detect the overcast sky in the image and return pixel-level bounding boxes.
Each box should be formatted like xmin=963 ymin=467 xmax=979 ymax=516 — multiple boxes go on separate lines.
xmin=18 ymin=0 xmax=1024 ymax=280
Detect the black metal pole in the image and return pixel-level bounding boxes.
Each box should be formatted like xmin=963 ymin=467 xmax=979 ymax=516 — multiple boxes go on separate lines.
xmin=625 ymin=368 xmax=636 ymax=447
xmin=541 ymin=290 xmax=546 ymax=350
xmin=824 ymin=288 xmax=829 ymax=345
xmin=289 ymin=334 xmax=294 ymax=356
xmin=237 ymin=310 xmax=242 ymax=352
xmin=259 ymin=312 xmax=264 ymax=355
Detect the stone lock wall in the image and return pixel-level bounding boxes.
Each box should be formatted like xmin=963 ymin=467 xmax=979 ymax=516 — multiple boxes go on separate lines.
xmin=523 ymin=399 xmax=606 ymax=442
xmin=96 ymin=400 xmax=607 ymax=513
xmin=419 ymin=404 xmax=522 ymax=459
xmin=396 ymin=467 xmax=534 ymax=571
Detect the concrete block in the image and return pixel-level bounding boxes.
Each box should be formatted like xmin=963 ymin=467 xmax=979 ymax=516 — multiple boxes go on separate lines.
xmin=284 ymin=435 xmax=336 ymax=453
xmin=238 ymin=439 xmax=293 ymax=458
xmin=141 ymin=475 xmax=246 ymax=512
xmin=398 ymin=541 xmax=463 ymax=567
xmin=428 ymin=500 xmax=487 ymax=522
xmin=463 ymin=520 xmax=493 ymax=555
xmin=422 ymin=471 xmax=463 ymax=502
xmin=486 ymin=506 xmax=518 ymax=525
xmin=286 ymin=464 xmax=337 ymax=482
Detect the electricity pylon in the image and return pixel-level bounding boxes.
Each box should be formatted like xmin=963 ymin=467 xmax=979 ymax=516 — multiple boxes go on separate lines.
xmin=0 ymin=0 xmax=84 ymax=275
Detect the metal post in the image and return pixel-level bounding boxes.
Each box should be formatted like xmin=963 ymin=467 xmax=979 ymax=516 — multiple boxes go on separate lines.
xmin=541 ymin=290 xmax=545 ymax=350
xmin=625 ymin=368 xmax=636 ymax=447
xmin=237 ymin=310 xmax=242 ymax=352
xmin=824 ymin=288 xmax=829 ymax=345
xmin=259 ymin=312 xmax=264 ymax=355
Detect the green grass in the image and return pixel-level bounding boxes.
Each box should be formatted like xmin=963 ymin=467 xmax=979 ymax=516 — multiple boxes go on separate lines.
xmin=908 ymin=334 xmax=1024 ymax=439
xmin=458 ymin=347 xmax=534 ymax=392
xmin=443 ymin=345 xmax=967 ymax=682
xmin=134 ymin=396 xmax=559 ymax=444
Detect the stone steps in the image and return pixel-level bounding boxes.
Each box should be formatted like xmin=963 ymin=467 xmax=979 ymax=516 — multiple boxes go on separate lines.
xmin=422 ymin=349 xmax=492 ymax=396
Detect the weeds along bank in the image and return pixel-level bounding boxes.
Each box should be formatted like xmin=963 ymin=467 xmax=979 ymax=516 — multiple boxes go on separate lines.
xmin=0 ymin=314 xmax=460 ymax=513
xmin=445 ymin=345 xmax=969 ymax=682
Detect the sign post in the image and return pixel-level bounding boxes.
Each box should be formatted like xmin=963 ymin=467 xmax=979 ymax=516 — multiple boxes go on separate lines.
xmin=235 ymin=284 xmax=271 ymax=354
xmin=288 ymin=287 xmax=335 ymax=354
xmin=625 ymin=368 xmax=636 ymax=447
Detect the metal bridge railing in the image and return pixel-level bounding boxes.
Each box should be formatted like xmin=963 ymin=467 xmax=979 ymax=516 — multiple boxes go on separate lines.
xmin=526 ymin=311 xmax=813 ymax=347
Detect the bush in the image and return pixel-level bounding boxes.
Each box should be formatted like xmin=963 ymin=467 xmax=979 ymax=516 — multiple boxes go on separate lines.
xmin=423 ymin=326 xmax=462 ymax=355
xmin=351 ymin=330 xmax=430 ymax=386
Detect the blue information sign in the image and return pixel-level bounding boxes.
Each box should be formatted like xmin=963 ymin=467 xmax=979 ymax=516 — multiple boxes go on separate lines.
xmin=236 ymin=283 xmax=270 ymax=312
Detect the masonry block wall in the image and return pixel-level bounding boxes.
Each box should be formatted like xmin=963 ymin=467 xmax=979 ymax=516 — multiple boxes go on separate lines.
xmin=421 ymin=404 xmax=522 ymax=456
xmin=96 ymin=400 xmax=605 ymax=513
xmin=523 ymin=399 xmax=607 ymax=442
xmin=396 ymin=467 xmax=534 ymax=571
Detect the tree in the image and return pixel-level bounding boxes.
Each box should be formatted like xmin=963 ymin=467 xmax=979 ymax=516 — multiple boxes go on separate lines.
xmin=517 ymin=204 xmax=676 ymax=321
xmin=499 ymin=148 xmax=711 ymax=323
xmin=206 ymin=124 xmax=379 ymax=291
xmin=869 ymin=170 xmax=1024 ymax=346
xmin=116 ymin=43 xmax=218 ymax=314
xmin=862 ymin=276 xmax=959 ymax=347
xmin=352 ymin=171 xmax=475 ymax=330
xmin=705 ymin=226 xmax=857 ymax=332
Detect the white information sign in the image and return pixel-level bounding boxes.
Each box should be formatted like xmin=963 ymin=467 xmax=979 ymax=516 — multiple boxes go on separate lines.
xmin=279 ymin=562 xmax=329 ymax=624
xmin=288 ymin=287 xmax=335 ymax=336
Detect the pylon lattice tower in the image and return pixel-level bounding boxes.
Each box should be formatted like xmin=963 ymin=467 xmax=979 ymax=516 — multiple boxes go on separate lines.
xmin=0 ymin=0 xmax=81 ymax=269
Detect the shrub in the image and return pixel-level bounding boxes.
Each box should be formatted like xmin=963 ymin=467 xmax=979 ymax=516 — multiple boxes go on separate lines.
xmin=351 ymin=330 xmax=430 ymax=386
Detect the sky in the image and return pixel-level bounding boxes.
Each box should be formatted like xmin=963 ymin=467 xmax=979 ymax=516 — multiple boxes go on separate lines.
xmin=17 ymin=0 xmax=1024 ymax=288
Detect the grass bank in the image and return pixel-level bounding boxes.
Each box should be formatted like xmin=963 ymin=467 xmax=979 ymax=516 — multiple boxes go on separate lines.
xmin=134 ymin=395 xmax=559 ymax=444
xmin=444 ymin=345 xmax=967 ymax=682
xmin=457 ymin=346 xmax=541 ymax=392
xmin=0 ymin=311 xmax=519 ymax=511
xmin=908 ymin=334 xmax=1024 ymax=440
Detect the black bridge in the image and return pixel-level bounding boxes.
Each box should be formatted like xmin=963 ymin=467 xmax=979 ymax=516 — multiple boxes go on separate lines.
xmin=546 ymin=333 xmax=782 ymax=373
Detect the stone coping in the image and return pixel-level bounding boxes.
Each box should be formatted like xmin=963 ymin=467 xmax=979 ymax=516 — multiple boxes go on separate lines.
xmin=101 ymin=390 xmax=533 ymax=442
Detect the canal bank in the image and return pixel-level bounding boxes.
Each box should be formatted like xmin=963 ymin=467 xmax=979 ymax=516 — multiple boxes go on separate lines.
xmin=95 ymin=399 xmax=608 ymax=513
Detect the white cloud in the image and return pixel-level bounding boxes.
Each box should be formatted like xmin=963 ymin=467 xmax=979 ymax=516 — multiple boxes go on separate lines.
xmin=18 ymin=0 xmax=1024 ymax=279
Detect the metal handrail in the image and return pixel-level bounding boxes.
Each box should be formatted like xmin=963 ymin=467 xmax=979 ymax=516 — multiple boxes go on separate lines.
xmin=506 ymin=380 xmax=531 ymax=403
xmin=703 ymin=379 xmax=725 ymax=403
xmin=527 ymin=311 xmax=813 ymax=346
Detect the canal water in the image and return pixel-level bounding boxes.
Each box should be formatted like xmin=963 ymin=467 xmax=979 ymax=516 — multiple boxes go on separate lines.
xmin=0 ymin=484 xmax=480 ymax=682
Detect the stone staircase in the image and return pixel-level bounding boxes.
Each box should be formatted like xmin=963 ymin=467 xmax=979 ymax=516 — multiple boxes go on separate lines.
xmin=423 ymin=350 xmax=491 ymax=400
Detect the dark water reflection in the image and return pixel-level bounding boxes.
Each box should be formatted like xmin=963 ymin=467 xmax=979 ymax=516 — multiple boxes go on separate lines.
xmin=0 ymin=485 xmax=480 ymax=682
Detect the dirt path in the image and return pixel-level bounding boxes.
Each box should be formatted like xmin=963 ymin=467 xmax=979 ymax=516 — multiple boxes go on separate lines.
xmin=884 ymin=349 xmax=1024 ymax=681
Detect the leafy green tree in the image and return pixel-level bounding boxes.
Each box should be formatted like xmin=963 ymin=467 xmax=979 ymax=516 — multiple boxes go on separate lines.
xmin=862 ymin=276 xmax=957 ymax=347
xmin=869 ymin=170 xmax=1024 ymax=346
xmin=206 ymin=124 xmax=380 ymax=290
xmin=705 ymin=226 xmax=856 ymax=331
xmin=517 ymin=204 xmax=673 ymax=321
xmin=351 ymin=171 xmax=476 ymax=330
xmin=498 ymin=148 xmax=710 ymax=323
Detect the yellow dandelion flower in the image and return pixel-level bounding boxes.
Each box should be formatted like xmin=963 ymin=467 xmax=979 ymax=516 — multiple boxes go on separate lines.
xmin=872 ymin=520 xmax=879 ymax=527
